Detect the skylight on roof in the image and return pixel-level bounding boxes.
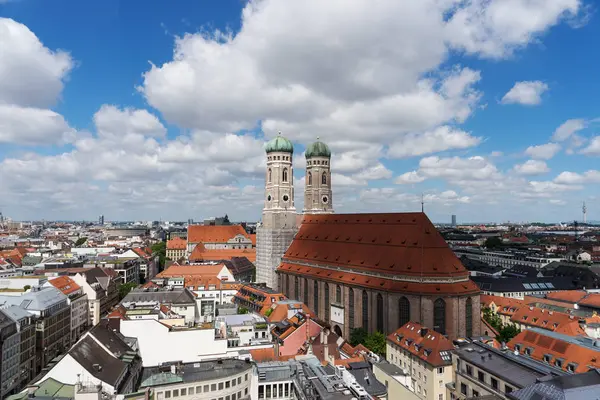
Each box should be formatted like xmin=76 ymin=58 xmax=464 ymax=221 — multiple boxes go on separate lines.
xmin=531 ymin=283 xmax=540 ymax=289
xmin=546 ymin=282 xmax=555 ymax=289
xmin=523 ymin=283 xmax=532 ymax=289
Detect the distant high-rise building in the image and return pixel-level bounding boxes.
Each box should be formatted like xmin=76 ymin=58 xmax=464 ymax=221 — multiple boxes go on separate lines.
xmin=99 ymin=215 xmax=104 ymax=225
xmin=187 ymin=218 xmax=194 ymax=225
xmin=451 ymin=214 xmax=457 ymax=227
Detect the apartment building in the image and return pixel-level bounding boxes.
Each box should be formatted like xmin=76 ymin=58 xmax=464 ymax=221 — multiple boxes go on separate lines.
xmin=1 ymin=306 xmax=36 ymax=396
xmin=46 ymin=276 xmax=89 ymax=343
xmin=387 ymin=322 xmax=454 ymax=400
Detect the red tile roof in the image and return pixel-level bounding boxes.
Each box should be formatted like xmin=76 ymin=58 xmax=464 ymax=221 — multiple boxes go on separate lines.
xmin=278 ymin=213 xmax=479 ymax=296
xmin=508 ymin=330 xmax=600 ymax=373
xmin=511 ymin=307 xmax=579 ymax=333
xmin=189 ymin=244 xmax=256 ymax=263
xmin=48 ymin=276 xmax=81 ymax=296
xmin=387 ymin=321 xmax=455 ymax=367
xmin=480 ymin=295 xmax=523 ymax=316
xmin=187 ymin=225 xmax=250 ymax=244
xmin=167 ymin=237 xmax=187 ymax=250
xmin=546 ymin=290 xmax=588 ymax=304
xmin=267 ymin=302 xmax=312 ymax=323
xmin=578 ymin=293 xmax=600 ymax=309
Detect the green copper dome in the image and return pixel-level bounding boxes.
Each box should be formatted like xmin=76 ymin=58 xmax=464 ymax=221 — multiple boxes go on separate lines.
xmin=265 ymin=132 xmax=294 ymax=154
xmin=305 ymin=138 xmax=331 ymax=159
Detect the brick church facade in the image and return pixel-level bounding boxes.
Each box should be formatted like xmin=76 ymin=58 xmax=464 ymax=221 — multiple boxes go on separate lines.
xmin=276 ymin=212 xmax=481 ymax=340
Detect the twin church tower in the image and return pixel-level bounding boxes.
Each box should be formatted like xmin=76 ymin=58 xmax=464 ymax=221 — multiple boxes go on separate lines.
xmin=256 ymin=132 xmax=333 ymax=289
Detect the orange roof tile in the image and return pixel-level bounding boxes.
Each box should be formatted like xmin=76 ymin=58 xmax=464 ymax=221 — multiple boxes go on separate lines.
xmin=387 ymin=321 xmax=454 ymax=367
xmin=157 ymin=263 xmax=228 ymax=278
xmin=578 ymin=293 xmax=600 ymax=309
xmin=188 ymin=225 xmax=250 ymax=244
xmin=249 ymin=234 xmax=256 ymax=246
xmin=510 ymin=307 xmax=579 ymax=333
xmin=546 ymin=290 xmax=588 ymax=304
xmin=48 ymin=276 xmax=81 ymax=296
xmin=167 ymin=237 xmax=187 ymax=250
xmin=267 ymin=302 xmax=312 ymax=323
xmin=508 ymin=330 xmax=600 ymax=373
xmin=189 ymin=245 xmax=256 ymax=263
xmin=107 ymin=305 xmax=128 ymax=320
xmin=480 ymin=295 xmax=523 ymax=316
xmin=248 ymin=348 xmax=295 ymax=362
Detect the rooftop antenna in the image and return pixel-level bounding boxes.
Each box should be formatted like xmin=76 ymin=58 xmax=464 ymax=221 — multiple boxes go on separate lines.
xmin=421 ymin=193 xmax=425 ymax=213
xmin=583 ymin=201 xmax=587 ymax=224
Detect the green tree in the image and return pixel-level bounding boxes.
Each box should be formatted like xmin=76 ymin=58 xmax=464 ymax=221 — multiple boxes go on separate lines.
xmin=364 ymin=331 xmax=387 ymax=357
xmin=484 ymin=237 xmax=503 ymax=249
xmin=118 ymin=282 xmax=138 ymax=300
xmin=349 ymin=328 xmax=368 ymax=346
xmin=23 ymin=285 xmax=31 ymax=291
xmin=498 ymin=324 xmax=521 ymax=343
xmin=151 ymin=241 xmax=167 ymax=270
xmin=74 ymin=237 xmax=87 ymax=247
xmin=238 ymin=306 xmax=249 ymax=314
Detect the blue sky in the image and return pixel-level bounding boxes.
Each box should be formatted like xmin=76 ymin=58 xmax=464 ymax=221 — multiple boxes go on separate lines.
xmin=1 ymin=0 xmax=599 ymax=223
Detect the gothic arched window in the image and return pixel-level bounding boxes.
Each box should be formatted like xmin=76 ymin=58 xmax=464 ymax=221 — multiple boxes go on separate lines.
xmin=322 ymin=171 xmax=327 ymax=185
xmin=304 ymin=278 xmax=309 ymax=304
xmin=268 ymin=168 xmax=272 ymax=183
xmin=295 ymin=276 xmax=299 ymax=299
xmin=466 ymin=297 xmax=473 ymax=338
xmin=376 ymin=293 xmax=384 ymax=333
xmin=282 ymin=168 xmax=288 ymax=183
xmin=336 ymin=285 xmax=341 ymax=303
xmin=362 ymin=290 xmax=369 ymax=330
xmin=314 ymin=281 xmax=319 ymax=316
xmin=308 ymin=172 xmax=312 ymax=185
xmin=324 ymin=283 xmax=330 ymax=320
xmin=349 ymin=288 xmax=354 ymax=328
xmin=399 ymin=297 xmax=410 ymax=327
xmin=434 ymin=298 xmax=446 ymax=335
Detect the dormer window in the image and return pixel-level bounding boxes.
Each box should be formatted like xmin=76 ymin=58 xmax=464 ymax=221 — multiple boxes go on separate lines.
xmin=514 ymin=344 xmax=522 ymax=352
xmin=567 ymin=363 xmax=578 ymax=373
xmin=525 ymin=347 xmax=533 ymax=356
xmin=554 ymin=359 xmax=563 ymax=368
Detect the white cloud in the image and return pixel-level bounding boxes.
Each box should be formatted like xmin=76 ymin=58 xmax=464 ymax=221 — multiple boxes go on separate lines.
xmin=501 ymin=81 xmax=549 ymax=105
xmin=0 ymin=18 xmax=73 ymax=108
xmin=580 ymin=137 xmax=600 ymax=155
xmin=513 ymin=160 xmax=550 ymax=175
xmin=552 ymin=118 xmax=586 ymax=141
xmin=554 ymin=170 xmax=600 ymax=184
xmin=387 ymin=126 xmax=482 ymax=158
xmin=549 ymin=199 xmax=567 ymax=205
xmin=94 ymin=105 xmax=167 ymax=138
xmin=395 ymin=171 xmax=426 ymax=185
xmin=0 ymin=104 xmax=76 ymax=145
xmin=524 ymin=142 xmax=561 ymax=159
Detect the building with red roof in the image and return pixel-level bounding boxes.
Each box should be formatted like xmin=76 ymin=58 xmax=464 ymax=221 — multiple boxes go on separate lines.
xmin=277 ymin=213 xmax=481 ymax=340
xmin=166 ymin=237 xmax=187 ymax=261
xmin=187 ymin=224 xmax=253 ymax=253
xmin=387 ymin=321 xmax=455 ymax=399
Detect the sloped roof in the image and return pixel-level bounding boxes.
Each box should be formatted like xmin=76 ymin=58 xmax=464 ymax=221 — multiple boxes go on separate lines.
xmin=157 ymin=263 xmax=229 ymax=277
xmin=189 ymin=245 xmax=256 ymax=263
xmin=577 ymin=293 xmax=600 ymax=309
xmin=481 ymin=294 xmax=524 ymax=314
xmin=511 ymin=307 xmax=579 ymax=333
xmin=546 ymin=291 xmax=588 ymax=304
xmin=187 ymin=225 xmax=250 ymax=244
xmin=48 ymin=276 xmax=81 ymax=296
xmin=508 ymin=328 xmax=600 ymax=373
xmin=122 ymin=288 xmax=196 ymax=305
xmin=386 ymin=321 xmax=454 ymax=367
xmin=69 ymin=336 xmax=127 ymax=387
xmin=278 ymin=212 xmax=479 ymax=295
xmin=508 ymin=369 xmax=600 ymax=400
xmin=167 ymin=237 xmax=187 ymax=250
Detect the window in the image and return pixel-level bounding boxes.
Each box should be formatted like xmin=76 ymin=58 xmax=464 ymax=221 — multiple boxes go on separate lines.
xmin=282 ymin=168 xmax=288 ymax=182
xmin=399 ymin=296 xmax=410 ymax=327
xmin=245 ymin=373 xmax=248 ymax=381
xmin=434 ymin=298 xmax=446 ymax=335
xmin=478 ymin=370 xmax=485 ymax=382
xmin=466 ymin=297 xmax=473 ymax=337
xmin=336 ymin=285 xmax=341 ymax=303
xmin=258 ymin=386 xmax=264 ymax=399
xmin=349 ymin=288 xmax=354 ymax=328
xmin=266 ymin=385 xmax=271 ymax=398
xmin=172 ymin=390 xmax=179 ymax=397
xmin=165 ymin=392 xmax=171 ymax=399
xmin=439 ymin=380 xmax=443 ymax=388
xmin=268 ymin=168 xmax=272 ymax=183
xmin=237 ymin=377 xmax=241 ymax=384
xmin=505 ymin=385 xmax=513 ymax=394
xmin=322 ymin=171 xmax=327 ymax=185
xmin=304 ymin=278 xmax=309 ymax=304
xmin=362 ymin=290 xmax=369 ymax=329
xmin=376 ymin=293 xmax=384 ymax=332
xmin=232 ymin=378 xmax=236 ymax=386
xmin=466 ymin=365 xmax=473 ymax=376
xmin=204 ymin=385 xmax=209 ymax=392
xmin=219 ymin=383 xmax=224 ymax=390
xmin=295 ymin=277 xmax=299 ymax=299
xmin=308 ymin=172 xmax=312 ymax=185
xmin=314 ymin=281 xmax=319 ymax=316
xmin=491 ymin=377 xmax=498 ymax=390
xmin=211 ymin=384 xmax=217 ymax=391
xmin=439 ymin=394 xmax=444 ymax=400
xmin=472 ymin=389 xmax=480 ymax=397
xmin=460 ymin=383 xmax=467 ymax=395
xmin=438 ymin=367 xmax=444 ymax=374
xmin=180 ymin=389 xmax=186 ymax=396
xmin=196 ymin=387 xmax=202 ymax=394
xmin=245 ymin=388 xmax=248 ymax=396
xmin=325 ymin=283 xmax=330 ymax=320
xmin=555 ymin=359 xmax=563 ymax=368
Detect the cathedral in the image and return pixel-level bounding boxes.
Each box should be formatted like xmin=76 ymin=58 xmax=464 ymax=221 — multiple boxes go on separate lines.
xmin=255 ymin=133 xmax=480 ymax=340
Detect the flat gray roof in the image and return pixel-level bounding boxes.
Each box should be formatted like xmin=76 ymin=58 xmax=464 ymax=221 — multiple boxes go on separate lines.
xmin=141 ymin=358 xmax=253 ymax=387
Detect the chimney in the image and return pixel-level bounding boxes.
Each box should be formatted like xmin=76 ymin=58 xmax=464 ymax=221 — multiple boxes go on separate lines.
xmin=420 ymin=328 xmax=428 ymax=337
xmin=27 ymin=386 xmax=39 ymax=398
xmin=171 ymin=364 xmax=177 ymax=374
xmin=320 ymin=329 xmax=325 ymax=345
xmin=144 ymin=388 xmax=151 ymax=400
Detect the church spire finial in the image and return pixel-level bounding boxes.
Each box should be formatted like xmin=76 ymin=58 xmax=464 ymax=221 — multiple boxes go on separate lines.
xmin=278 ymin=131 xmax=282 ymax=135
